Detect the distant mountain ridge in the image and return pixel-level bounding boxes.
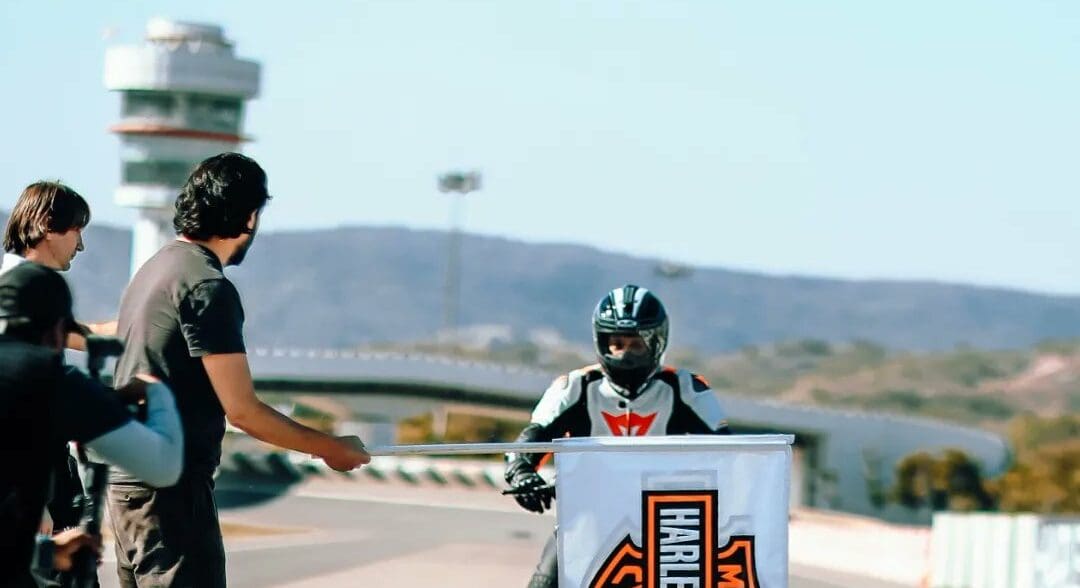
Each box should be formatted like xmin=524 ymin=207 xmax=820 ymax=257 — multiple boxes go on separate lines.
xmin=5 ymin=212 xmax=1080 ymax=352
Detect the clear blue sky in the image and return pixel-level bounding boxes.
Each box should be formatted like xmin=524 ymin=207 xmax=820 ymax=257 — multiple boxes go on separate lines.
xmin=1 ymin=0 xmax=1077 ymax=294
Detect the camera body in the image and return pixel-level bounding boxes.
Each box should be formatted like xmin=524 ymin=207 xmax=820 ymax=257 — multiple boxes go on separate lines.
xmin=85 ymin=335 xmax=145 ymax=420
xmin=84 ymin=335 xmax=123 ymax=382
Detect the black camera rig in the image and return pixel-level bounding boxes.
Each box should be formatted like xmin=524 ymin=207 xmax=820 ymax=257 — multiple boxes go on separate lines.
xmin=68 ymin=336 xmax=125 ymax=588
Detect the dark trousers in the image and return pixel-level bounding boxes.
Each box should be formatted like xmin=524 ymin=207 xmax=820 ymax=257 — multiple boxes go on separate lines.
xmin=529 ymin=527 xmax=558 ymax=588
xmin=106 ymin=476 xmax=225 ymax=588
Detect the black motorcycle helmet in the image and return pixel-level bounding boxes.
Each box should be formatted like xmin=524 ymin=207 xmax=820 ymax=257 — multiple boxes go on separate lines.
xmin=592 ymin=284 xmax=669 ymax=397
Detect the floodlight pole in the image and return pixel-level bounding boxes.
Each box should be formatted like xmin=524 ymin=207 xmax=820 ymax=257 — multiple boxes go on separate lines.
xmin=437 ymin=171 xmax=482 ymax=343
xmin=654 ymin=261 xmax=694 ymax=331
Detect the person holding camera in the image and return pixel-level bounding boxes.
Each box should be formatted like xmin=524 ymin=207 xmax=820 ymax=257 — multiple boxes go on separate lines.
xmin=0 ymin=263 xmax=184 ymax=586
xmin=2 ymin=180 xmax=121 ymax=554
xmin=107 ymin=153 xmax=370 ymax=588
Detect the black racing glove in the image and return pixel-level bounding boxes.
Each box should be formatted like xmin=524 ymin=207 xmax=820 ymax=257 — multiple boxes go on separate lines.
xmin=506 ymin=470 xmax=554 ymax=514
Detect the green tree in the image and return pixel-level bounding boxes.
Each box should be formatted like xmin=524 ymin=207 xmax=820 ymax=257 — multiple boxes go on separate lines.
xmin=892 ymin=451 xmax=943 ymax=510
xmin=935 ymin=449 xmax=994 ymax=511
xmin=993 ymin=414 xmax=1080 ymax=514
xmin=892 ymin=449 xmax=993 ymax=512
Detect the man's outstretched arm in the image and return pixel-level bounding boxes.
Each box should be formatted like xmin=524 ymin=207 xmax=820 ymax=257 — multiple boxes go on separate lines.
xmin=202 ymin=353 xmax=370 ymax=471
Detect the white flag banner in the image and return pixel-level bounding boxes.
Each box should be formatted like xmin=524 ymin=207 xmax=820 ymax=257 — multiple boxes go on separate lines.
xmin=556 ymin=435 xmax=793 ymax=588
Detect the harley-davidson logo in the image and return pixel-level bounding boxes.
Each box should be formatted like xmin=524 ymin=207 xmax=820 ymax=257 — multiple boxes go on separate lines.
xmin=590 ymin=490 xmax=758 ymax=588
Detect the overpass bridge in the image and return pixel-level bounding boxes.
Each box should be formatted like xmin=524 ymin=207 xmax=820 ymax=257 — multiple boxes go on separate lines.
xmin=245 ymin=347 xmax=1011 ymax=524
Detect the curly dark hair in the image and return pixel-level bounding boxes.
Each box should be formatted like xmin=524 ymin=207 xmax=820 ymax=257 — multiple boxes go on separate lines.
xmin=173 ymin=153 xmax=271 ymax=240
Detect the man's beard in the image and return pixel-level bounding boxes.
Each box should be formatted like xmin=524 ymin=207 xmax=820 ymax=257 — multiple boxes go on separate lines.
xmin=227 ymin=233 xmax=256 ymax=266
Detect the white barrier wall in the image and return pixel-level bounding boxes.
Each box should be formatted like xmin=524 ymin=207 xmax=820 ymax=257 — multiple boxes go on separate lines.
xmin=930 ymin=513 xmax=1080 ymax=588
xmin=788 ymin=509 xmax=929 ymax=585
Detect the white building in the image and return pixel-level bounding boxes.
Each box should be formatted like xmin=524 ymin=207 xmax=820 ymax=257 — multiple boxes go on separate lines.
xmin=104 ymin=19 xmax=261 ymax=276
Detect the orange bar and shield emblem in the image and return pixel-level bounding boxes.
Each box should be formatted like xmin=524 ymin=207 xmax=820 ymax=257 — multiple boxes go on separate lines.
xmin=589 ymin=490 xmax=758 ymax=588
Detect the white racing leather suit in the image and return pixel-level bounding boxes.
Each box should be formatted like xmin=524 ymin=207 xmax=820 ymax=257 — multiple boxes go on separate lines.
xmin=504 ymin=364 xmax=729 ymax=588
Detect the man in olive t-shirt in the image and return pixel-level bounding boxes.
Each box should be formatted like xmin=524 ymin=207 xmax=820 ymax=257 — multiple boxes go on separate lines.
xmin=107 ymin=153 xmax=370 ymax=588
xmin=112 ymin=240 xmax=244 ymax=484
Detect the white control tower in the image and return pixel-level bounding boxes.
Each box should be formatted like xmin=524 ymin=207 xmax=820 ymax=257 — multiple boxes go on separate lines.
xmin=104 ymin=19 xmax=261 ymax=276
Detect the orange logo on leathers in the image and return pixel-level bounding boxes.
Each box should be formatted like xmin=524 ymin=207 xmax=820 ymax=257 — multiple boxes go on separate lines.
xmin=589 ymin=490 xmax=758 ymax=588
xmin=600 ymin=411 xmax=658 ymax=436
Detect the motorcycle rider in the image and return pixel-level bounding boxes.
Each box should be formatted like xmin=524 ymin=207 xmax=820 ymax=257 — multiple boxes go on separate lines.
xmin=504 ymin=284 xmax=729 ymax=587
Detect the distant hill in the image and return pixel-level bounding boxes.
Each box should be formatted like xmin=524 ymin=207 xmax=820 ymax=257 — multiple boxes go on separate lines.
xmin=5 ymin=212 xmax=1080 ymax=352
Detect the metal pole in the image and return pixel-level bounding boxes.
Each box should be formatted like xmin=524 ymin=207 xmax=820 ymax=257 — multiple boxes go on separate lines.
xmin=443 ymin=192 xmax=464 ymax=337
xmin=654 ymin=261 xmax=693 ymax=337
xmin=437 ymin=171 xmax=481 ymax=344
xmin=364 ymin=435 xmax=795 ymax=456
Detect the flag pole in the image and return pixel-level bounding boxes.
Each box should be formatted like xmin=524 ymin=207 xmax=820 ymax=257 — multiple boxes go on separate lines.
xmin=364 ymin=435 xmax=794 ymax=457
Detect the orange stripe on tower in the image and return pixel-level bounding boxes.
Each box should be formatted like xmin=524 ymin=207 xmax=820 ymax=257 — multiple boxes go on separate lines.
xmin=108 ymin=123 xmax=247 ymax=143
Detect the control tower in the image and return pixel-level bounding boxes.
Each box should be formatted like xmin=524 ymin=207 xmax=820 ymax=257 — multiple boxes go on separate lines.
xmin=104 ymin=19 xmax=261 ymax=276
